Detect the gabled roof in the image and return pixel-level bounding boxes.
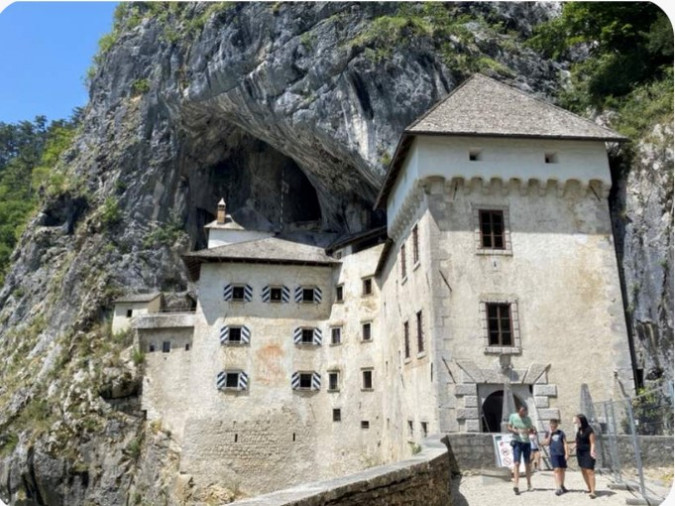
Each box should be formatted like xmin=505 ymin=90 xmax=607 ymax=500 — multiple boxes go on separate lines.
xmin=374 ymin=74 xmax=628 ymax=209
xmin=182 ymin=237 xmax=338 ymax=281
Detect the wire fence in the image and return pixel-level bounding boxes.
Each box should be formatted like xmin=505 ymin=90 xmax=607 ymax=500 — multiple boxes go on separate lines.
xmin=585 ymin=381 xmax=673 ymax=505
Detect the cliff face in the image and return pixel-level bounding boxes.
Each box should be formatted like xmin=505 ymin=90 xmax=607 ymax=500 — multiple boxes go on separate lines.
xmin=0 ymin=2 xmax=670 ymax=505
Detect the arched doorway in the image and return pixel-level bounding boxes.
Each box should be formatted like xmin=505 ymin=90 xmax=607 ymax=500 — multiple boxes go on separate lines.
xmin=481 ymin=390 xmax=525 ymax=433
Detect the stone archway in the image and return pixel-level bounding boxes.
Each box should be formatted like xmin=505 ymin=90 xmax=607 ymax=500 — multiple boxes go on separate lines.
xmin=480 ymin=390 xmax=525 ymax=433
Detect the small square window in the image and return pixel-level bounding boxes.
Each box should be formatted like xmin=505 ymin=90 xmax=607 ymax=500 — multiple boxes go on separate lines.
xmin=299 ymin=373 xmax=313 ymax=389
xmin=225 ymin=372 xmax=239 ymax=388
xmin=362 ymin=322 xmax=372 ymax=341
xmin=301 ymin=328 xmax=314 ymax=343
xmin=336 ymin=285 xmax=344 ymax=302
xmin=328 ymin=371 xmax=340 ymax=391
xmin=545 ymin=152 xmax=558 ymax=164
xmin=469 ymin=149 xmax=481 ymax=161
xmin=362 ymin=369 xmax=373 ymax=390
xmin=126 ymin=309 xmax=133 ymax=318
xmin=270 ymin=287 xmax=282 ymax=302
xmin=232 ymin=286 xmax=245 ymax=301
xmin=361 ymin=420 xmax=370 ymax=429
xmin=362 ymin=278 xmax=373 ymax=296
xmin=333 ymin=408 xmax=341 ymax=422
xmin=331 ymin=327 xmax=342 ymax=345
xmin=162 ymin=341 xmax=171 ymax=353
xmin=229 ymin=327 xmax=242 ymax=342
xmin=302 ymin=288 xmax=314 ymax=302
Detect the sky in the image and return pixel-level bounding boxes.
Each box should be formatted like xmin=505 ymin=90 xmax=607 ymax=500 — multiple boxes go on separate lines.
xmin=0 ymin=1 xmax=118 ymax=125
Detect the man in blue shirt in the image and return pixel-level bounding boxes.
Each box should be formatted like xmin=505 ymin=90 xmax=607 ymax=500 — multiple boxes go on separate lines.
xmin=507 ymin=406 xmax=534 ymax=495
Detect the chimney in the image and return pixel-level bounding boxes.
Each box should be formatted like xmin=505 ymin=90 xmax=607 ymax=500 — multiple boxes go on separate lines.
xmin=217 ymin=198 xmax=227 ymax=224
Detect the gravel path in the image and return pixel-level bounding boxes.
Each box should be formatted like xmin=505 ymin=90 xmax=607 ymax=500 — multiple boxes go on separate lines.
xmin=453 ymin=469 xmax=660 ymax=505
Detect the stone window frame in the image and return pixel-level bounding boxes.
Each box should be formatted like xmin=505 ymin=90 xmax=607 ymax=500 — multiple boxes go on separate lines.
xmin=330 ymin=326 xmax=342 ymax=346
xmin=335 ymin=284 xmax=344 ymax=303
xmin=361 ymin=321 xmax=373 ymax=342
xmin=361 ymin=368 xmax=374 ymax=391
xmin=333 ymin=408 xmax=342 ymax=422
xmin=327 ymin=370 xmax=341 ymax=392
xmin=480 ymin=296 xmax=521 ymax=355
xmin=473 ymin=204 xmax=512 ymax=256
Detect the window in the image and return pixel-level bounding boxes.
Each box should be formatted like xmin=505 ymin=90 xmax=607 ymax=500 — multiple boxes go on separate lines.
xmin=486 ymin=303 xmax=512 ymax=346
xmin=302 ymin=288 xmax=314 ymax=302
xmin=416 ymin=311 xmax=424 ymax=353
xmin=232 ymin=286 xmax=245 ymax=301
xmin=403 ymin=321 xmax=410 ymax=359
xmin=185 ymin=343 xmax=191 ymax=351
xmin=336 ymin=285 xmax=344 ymax=302
xmin=408 ymin=420 xmax=414 ymax=437
xmin=545 ymin=152 xmax=558 ymax=164
xmin=292 ymin=371 xmax=320 ymax=391
xmin=220 ymin=325 xmax=250 ymax=345
xmin=126 ymin=309 xmax=133 ymax=318
xmin=331 ymin=327 xmax=342 ymax=345
xmin=162 ymin=341 xmax=171 ymax=353
xmin=412 ymin=225 xmax=419 ymax=264
xmin=400 ymin=244 xmax=407 ymax=278
xmin=362 ymin=322 xmax=372 ymax=341
xmin=361 ymin=421 xmax=370 ymax=429
xmin=362 ymin=277 xmax=373 ymax=296
xmin=469 ymin=149 xmax=481 ymax=161
xmin=229 ymin=327 xmax=242 ymax=343
xmin=333 ymin=408 xmax=341 ymax=422
xmin=421 ymin=422 xmax=428 ymax=437
xmin=148 ymin=343 xmax=155 ymax=353
xmin=479 ymin=210 xmax=505 ymax=250
xmin=301 ymin=328 xmax=314 ymax=343
xmin=270 ymin=287 xmax=282 ymax=302
xmin=328 ymin=371 xmax=340 ymax=391
xmin=362 ymin=369 xmax=373 ymax=390
xmin=216 ymin=370 xmax=248 ymax=391
xmin=295 ymin=286 xmax=322 ymax=303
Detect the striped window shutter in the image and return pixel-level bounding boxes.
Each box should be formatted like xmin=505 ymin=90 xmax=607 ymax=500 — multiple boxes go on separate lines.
xmin=238 ymin=372 xmax=249 ymax=391
xmin=241 ymin=326 xmax=251 ymax=344
xmin=291 ymin=372 xmax=300 ymax=390
xmin=293 ymin=327 xmax=302 ymax=344
xmin=294 ymin=286 xmax=303 ymax=302
xmin=313 ymin=328 xmax=322 ymax=345
xmin=311 ymin=372 xmax=321 ymax=390
xmin=244 ymin=284 xmax=253 ymax=302
xmin=313 ymin=287 xmax=322 ymax=304
xmin=281 ymin=285 xmax=290 ymax=303
xmin=219 ymin=326 xmax=229 ymax=344
xmin=262 ymin=286 xmax=271 ymax=302
xmin=223 ymin=284 xmax=233 ymax=301
xmin=216 ymin=371 xmax=226 ymax=390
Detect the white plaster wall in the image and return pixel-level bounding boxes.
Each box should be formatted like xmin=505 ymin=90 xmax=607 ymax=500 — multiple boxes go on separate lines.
xmin=206 ymin=228 xmax=272 ymax=248
xmin=387 ymin=136 xmax=612 ymax=233
xmin=111 ymin=298 xmax=160 ymax=334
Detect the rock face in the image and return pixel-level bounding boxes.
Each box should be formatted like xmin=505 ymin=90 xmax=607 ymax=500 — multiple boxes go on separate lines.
xmin=0 ymin=2 xmax=670 ymax=505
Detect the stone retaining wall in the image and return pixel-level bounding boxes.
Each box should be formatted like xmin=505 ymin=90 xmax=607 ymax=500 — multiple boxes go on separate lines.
xmin=445 ymin=433 xmax=496 ymax=470
xmin=229 ymin=437 xmax=454 ymax=505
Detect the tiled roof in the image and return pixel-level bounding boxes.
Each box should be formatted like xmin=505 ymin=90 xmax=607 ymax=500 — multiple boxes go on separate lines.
xmin=182 ymin=237 xmax=338 ymax=280
xmin=407 ymin=74 xmax=627 ymax=140
xmin=374 ymin=74 xmax=627 ymax=209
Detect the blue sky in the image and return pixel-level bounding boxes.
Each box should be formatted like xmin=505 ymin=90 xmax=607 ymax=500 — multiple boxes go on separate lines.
xmin=0 ymin=2 xmax=118 ymax=125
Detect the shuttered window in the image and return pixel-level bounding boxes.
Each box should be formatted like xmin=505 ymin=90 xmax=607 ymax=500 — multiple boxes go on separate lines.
xmin=219 ymin=325 xmax=251 ymax=345
xmin=291 ymin=371 xmax=321 ymax=391
xmin=216 ymin=370 xmax=249 ymax=391
xmin=224 ymin=283 xmax=253 ymax=302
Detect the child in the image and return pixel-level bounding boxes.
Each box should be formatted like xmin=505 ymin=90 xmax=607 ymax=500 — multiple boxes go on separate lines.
xmin=529 ymin=429 xmax=541 ymax=471
xmin=543 ymin=418 xmax=569 ymax=495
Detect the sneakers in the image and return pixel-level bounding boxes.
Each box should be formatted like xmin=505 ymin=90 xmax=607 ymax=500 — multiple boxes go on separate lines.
xmin=589 ymin=493 xmax=597 ymax=499
xmin=513 ymin=487 xmax=520 ymax=495
xmin=562 ymin=486 xmax=568 ymax=493
xmin=555 ymin=489 xmax=563 ymax=496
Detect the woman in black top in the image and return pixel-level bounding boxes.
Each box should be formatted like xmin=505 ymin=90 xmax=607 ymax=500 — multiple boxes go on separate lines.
xmin=574 ymin=414 xmax=597 ymax=498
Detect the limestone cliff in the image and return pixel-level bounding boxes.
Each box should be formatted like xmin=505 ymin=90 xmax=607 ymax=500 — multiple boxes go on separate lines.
xmin=0 ymin=2 xmax=670 ymax=505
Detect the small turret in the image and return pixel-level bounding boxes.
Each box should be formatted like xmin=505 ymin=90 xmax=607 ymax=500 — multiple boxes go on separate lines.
xmin=216 ymin=198 xmax=227 ymax=224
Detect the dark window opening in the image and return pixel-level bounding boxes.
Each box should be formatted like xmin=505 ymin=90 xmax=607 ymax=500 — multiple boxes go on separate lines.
xmin=185 ymin=343 xmax=191 ymax=351
xmin=486 ymin=303 xmax=513 ymax=346
xmin=469 ymin=149 xmax=481 ymax=161
xmin=408 ymin=420 xmax=414 ymax=436
xmin=293 ymin=432 xmax=296 ymax=441
xmin=361 ymin=420 xmax=370 ymax=429
xmin=362 ymin=370 xmax=373 ymax=389
xmin=333 ymin=409 xmax=341 ymax=422
xmin=328 ymin=372 xmax=339 ymax=391
xmin=299 ymin=373 xmax=313 ymax=389
xmin=301 ymin=329 xmax=314 ymax=343
xmin=302 ymin=288 xmax=314 ymax=302
xmin=232 ymin=286 xmax=245 ymax=301
xmin=225 ymin=373 xmax=239 ymax=388
xmin=545 ymin=152 xmax=558 ymax=164
xmin=401 ymin=244 xmax=407 ymax=278
xmin=404 ymin=321 xmax=410 ymax=359
xmin=331 ymin=327 xmax=341 ymax=345
xmin=363 ymin=278 xmax=373 ymax=295
xmin=162 ymin=341 xmax=171 ymax=353
xmin=412 ymin=225 xmax=420 ymax=264
xmin=126 ymin=309 xmax=133 ymax=318
xmin=362 ymin=323 xmax=372 ymax=341
xmin=416 ymin=311 xmax=424 ymax=353
xmin=148 ymin=344 xmax=155 ymax=353
xmin=336 ymin=285 xmax=344 ymax=302
xmin=270 ymin=288 xmax=282 ymax=302
xmin=421 ymin=422 xmax=428 ymax=438
xmin=479 ymin=210 xmax=505 ymax=249
xmin=230 ymin=327 xmax=242 ymax=342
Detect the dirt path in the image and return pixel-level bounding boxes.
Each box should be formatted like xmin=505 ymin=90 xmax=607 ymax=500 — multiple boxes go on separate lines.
xmin=453 ymin=469 xmax=668 ymax=505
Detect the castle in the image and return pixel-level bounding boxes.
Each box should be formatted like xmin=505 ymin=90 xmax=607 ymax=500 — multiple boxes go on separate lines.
xmin=114 ymin=74 xmax=633 ymax=495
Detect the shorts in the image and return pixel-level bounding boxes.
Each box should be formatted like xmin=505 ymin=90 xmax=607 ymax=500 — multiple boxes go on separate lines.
xmin=577 ymin=451 xmax=596 ymax=470
xmin=512 ymin=441 xmax=531 ymax=464
xmin=550 ymin=454 xmax=567 ymax=469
